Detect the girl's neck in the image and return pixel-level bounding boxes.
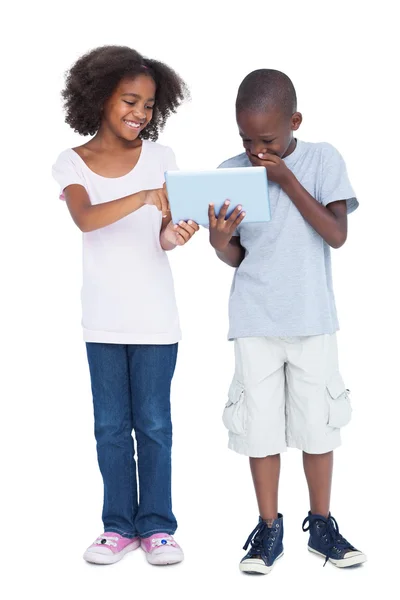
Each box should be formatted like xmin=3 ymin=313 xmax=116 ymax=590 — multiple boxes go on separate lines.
xmin=87 ymin=126 xmax=143 ymax=153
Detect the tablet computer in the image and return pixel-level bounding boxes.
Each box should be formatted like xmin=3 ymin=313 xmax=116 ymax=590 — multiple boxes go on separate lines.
xmin=164 ymin=167 xmax=270 ymax=226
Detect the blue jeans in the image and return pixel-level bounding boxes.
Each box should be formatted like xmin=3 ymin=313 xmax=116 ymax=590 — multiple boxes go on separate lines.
xmin=86 ymin=343 xmax=178 ymax=538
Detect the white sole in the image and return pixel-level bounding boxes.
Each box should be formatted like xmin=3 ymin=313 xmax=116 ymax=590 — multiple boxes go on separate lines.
xmin=240 ymin=551 xmax=284 ymax=575
xmin=145 ymin=549 xmax=184 ymax=566
xmin=83 ymin=540 xmax=140 ymax=565
xmin=308 ymin=546 xmax=367 ymax=568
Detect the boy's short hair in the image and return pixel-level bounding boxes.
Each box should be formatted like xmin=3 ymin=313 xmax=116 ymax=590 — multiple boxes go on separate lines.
xmin=236 ymin=69 xmax=297 ymax=118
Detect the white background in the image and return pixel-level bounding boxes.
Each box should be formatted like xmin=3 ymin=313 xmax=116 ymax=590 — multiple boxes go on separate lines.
xmin=1 ymin=0 xmax=399 ymax=598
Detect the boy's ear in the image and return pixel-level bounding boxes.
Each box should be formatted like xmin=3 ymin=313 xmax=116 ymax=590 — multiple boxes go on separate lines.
xmin=291 ymin=112 xmax=302 ymax=131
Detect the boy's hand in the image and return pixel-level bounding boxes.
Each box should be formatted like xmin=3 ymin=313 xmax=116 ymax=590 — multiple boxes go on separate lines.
xmin=163 ymin=218 xmax=199 ymax=246
xmin=209 ymin=201 xmax=246 ymax=251
xmin=250 ymin=152 xmax=292 ymax=186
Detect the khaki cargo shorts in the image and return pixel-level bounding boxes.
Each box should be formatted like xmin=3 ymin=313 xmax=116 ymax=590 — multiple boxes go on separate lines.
xmin=223 ymin=335 xmax=352 ymax=457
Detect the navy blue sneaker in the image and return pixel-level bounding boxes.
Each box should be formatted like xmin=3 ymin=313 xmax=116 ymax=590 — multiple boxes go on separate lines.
xmin=240 ymin=514 xmax=284 ymax=575
xmin=302 ymin=512 xmax=366 ymax=568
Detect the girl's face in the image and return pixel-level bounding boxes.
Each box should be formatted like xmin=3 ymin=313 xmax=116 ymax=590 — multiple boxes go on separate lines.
xmin=101 ymin=75 xmax=156 ymax=142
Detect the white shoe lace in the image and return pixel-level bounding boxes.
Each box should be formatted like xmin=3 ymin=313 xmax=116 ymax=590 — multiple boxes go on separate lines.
xmin=95 ymin=535 xmax=119 ymax=548
xmin=152 ymin=535 xmax=176 ymax=548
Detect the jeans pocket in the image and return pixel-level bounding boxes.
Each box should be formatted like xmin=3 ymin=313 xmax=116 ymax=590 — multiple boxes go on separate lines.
xmin=326 ymin=371 xmax=352 ymax=428
xmin=222 ymin=379 xmax=247 ymax=435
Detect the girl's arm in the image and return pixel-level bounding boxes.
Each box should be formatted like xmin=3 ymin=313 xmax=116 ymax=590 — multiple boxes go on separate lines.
xmin=159 ymin=212 xmax=199 ymax=250
xmin=64 ymin=184 xmax=168 ymax=232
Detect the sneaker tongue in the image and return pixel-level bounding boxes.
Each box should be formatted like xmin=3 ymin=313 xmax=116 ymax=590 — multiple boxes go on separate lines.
xmin=151 ymin=533 xmax=170 ymax=539
xmin=98 ymin=532 xmax=125 ymax=541
xmin=263 ymin=520 xmax=274 ymax=528
xmin=314 ymin=515 xmax=328 ymax=522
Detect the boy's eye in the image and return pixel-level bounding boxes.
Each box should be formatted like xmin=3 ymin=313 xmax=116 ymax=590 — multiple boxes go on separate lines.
xmin=146 ymin=106 xmax=155 ymax=110
xmin=263 ymin=140 xmax=274 ymax=144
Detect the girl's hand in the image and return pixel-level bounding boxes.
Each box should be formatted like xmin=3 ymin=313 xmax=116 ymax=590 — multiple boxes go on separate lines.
xmin=248 ymin=152 xmax=292 ymax=186
xmin=142 ymin=184 xmax=169 ymax=217
xmin=209 ymin=201 xmax=245 ymax=251
xmin=162 ymin=219 xmax=200 ymax=247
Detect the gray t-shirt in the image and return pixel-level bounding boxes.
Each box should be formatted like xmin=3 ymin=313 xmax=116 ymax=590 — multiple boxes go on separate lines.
xmin=219 ymin=140 xmax=358 ymax=339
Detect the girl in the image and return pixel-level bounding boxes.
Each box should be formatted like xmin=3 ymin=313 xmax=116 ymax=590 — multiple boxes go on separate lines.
xmin=52 ymin=45 xmax=198 ymax=566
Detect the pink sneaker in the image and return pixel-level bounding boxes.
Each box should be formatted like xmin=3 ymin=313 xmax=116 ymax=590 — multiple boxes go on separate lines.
xmin=83 ymin=532 xmax=140 ymax=565
xmin=141 ymin=533 xmax=184 ymax=565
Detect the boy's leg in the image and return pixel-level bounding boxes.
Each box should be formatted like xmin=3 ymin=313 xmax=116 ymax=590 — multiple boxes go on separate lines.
xmin=285 ymin=335 xmax=365 ymax=566
xmin=285 ymin=333 xmax=345 ymax=457
xmin=285 ymin=335 xmax=340 ymax=515
xmin=302 ymin=451 xmax=333 ymax=517
xmin=224 ymin=337 xmax=287 ymax=458
xmin=225 ymin=338 xmax=285 ymax=513
xmin=86 ymin=342 xmax=138 ymax=537
xmin=250 ymin=454 xmax=280 ymax=521
xmin=242 ymin=450 xmax=284 ymax=574
xmin=224 ymin=337 xmax=286 ymax=574
xmin=127 ymin=343 xmax=178 ymax=538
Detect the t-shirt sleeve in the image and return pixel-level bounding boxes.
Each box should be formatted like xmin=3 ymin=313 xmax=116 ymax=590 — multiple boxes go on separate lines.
xmin=52 ymin=151 xmax=86 ymax=200
xmin=164 ymin=147 xmax=179 ymax=172
xmin=318 ymin=144 xmax=358 ymax=214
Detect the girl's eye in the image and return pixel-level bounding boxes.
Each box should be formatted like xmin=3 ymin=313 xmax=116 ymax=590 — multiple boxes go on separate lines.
xmin=124 ymin=101 xmax=154 ymax=110
xmin=263 ymin=140 xmax=274 ymax=144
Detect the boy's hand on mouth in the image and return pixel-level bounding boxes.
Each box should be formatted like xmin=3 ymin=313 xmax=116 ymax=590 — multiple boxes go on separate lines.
xmin=250 ymin=152 xmax=292 ymax=186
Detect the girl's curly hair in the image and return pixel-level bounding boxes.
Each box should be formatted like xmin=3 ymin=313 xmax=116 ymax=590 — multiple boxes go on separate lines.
xmin=62 ymin=45 xmax=189 ymax=141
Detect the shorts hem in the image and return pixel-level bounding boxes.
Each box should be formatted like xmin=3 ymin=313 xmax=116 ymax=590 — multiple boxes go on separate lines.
xmin=286 ymin=434 xmax=342 ymax=454
xmin=228 ymin=438 xmax=287 ymax=458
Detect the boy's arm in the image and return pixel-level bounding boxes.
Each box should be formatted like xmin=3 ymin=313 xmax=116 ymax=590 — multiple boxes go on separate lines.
xmin=281 ymin=175 xmax=347 ymax=249
xmin=216 ymin=236 xmax=245 ymax=268
xmin=253 ymin=153 xmax=348 ymax=249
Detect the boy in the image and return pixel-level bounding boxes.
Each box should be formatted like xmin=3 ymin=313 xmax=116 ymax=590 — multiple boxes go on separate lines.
xmin=209 ymin=69 xmax=366 ymax=574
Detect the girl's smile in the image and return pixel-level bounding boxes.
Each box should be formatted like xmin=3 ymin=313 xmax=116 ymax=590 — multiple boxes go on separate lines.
xmin=101 ymin=74 xmax=156 ymax=143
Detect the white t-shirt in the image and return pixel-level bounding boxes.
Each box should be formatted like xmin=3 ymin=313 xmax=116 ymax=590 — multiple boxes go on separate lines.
xmin=52 ymin=140 xmax=181 ymax=344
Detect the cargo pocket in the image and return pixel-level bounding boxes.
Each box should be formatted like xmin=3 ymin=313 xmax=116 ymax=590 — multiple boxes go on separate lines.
xmin=222 ymin=379 xmax=247 ymax=435
xmin=326 ymin=371 xmax=352 ymax=428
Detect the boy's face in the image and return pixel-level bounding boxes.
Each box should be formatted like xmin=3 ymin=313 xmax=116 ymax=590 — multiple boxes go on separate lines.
xmin=237 ymin=109 xmax=302 ymax=165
